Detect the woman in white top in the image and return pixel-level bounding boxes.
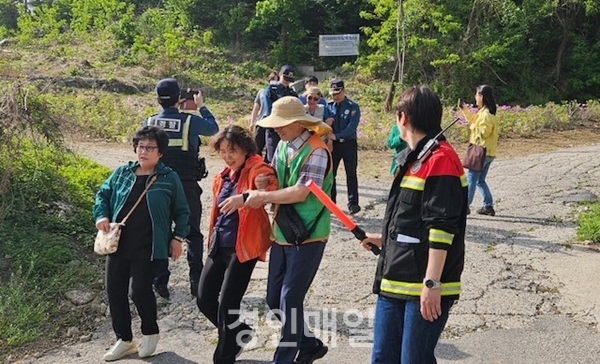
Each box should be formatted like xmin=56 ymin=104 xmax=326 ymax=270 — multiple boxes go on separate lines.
xmin=304 ymin=87 xmax=333 ymax=151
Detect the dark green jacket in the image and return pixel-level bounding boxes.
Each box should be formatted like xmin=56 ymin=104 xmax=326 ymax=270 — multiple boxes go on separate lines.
xmin=93 ymin=161 xmax=190 ymax=260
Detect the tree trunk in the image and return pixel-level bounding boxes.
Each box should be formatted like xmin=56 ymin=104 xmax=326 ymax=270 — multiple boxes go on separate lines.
xmin=552 ymin=3 xmax=580 ymax=83
xmin=460 ymin=0 xmax=480 ymax=55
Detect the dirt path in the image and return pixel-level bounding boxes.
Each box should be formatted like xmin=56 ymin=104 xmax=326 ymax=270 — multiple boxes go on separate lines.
xmin=12 ymin=140 xmax=600 ymax=364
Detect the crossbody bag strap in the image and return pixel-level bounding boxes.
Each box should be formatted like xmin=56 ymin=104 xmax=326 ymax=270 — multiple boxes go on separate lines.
xmin=282 ymin=147 xmax=325 ymax=235
xmin=120 ymin=174 xmax=157 ymax=225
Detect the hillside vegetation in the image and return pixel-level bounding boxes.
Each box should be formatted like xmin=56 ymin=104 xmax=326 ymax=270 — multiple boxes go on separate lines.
xmin=1 ymin=0 xmax=600 ymax=360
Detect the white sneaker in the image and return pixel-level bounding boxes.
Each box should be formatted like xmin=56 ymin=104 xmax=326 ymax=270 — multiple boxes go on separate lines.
xmin=138 ymin=334 xmax=159 ymax=358
xmin=103 ymin=339 xmax=137 ymax=361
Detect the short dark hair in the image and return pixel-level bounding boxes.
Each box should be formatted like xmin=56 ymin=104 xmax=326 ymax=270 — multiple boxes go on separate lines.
xmin=210 ymin=125 xmax=257 ymax=156
xmin=159 ymin=98 xmax=178 ymax=108
xmin=395 ymin=85 xmax=442 ymax=134
xmin=132 ymin=125 xmax=169 ymax=154
xmin=477 ymin=85 xmax=497 ymax=115
xmin=305 ymin=75 xmax=319 ymax=84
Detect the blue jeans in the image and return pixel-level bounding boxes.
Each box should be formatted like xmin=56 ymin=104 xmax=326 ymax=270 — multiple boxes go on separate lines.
xmin=371 ymin=295 xmax=454 ymax=364
xmin=467 ymin=156 xmax=495 ymax=207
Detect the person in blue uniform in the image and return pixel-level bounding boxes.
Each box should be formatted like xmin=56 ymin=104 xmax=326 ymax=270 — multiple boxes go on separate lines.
xmin=260 ymin=64 xmax=299 ymax=163
xmin=325 ymin=78 xmax=362 ymax=214
xmin=249 ymin=70 xmax=279 ymax=157
xmin=144 ymin=78 xmax=219 ymax=299
xmin=298 ymin=75 xmax=326 ymax=106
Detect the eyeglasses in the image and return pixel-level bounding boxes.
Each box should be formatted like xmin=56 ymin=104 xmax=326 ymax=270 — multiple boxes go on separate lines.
xmin=136 ymin=145 xmax=159 ymax=153
xmin=307 ymin=96 xmax=319 ymax=101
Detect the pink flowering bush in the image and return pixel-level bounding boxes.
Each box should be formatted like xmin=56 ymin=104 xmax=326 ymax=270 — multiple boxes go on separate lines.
xmin=357 ymin=100 xmax=600 ymax=149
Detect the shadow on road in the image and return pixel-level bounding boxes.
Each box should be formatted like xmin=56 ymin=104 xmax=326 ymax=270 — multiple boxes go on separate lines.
xmin=146 ymin=351 xmax=199 ymax=363
xmin=435 ymin=342 xmax=472 ymax=360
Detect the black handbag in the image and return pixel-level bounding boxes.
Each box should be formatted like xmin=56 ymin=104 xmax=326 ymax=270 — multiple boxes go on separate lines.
xmin=274 ymin=161 xmax=324 ymax=245
xmin=275 ymin=204 xmax=324 ymax=245
xmin=462 ymin=143 xmax=486 ymax=172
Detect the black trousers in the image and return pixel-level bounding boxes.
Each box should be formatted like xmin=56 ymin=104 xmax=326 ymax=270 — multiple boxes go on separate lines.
xmin=196 ymin=247 xmax=257 ymax=364
xmin=106 ymin=255 xmax=160 ymax=341
xmin=155 ymin=180 xmax=204 ymax=292
xmin=331 ymin=139 xmax=359 ymax=207
xmin=254 ymin=125 xmax=266 ymax=158
xmin=265 ymin=128 xmax=281 ymax=164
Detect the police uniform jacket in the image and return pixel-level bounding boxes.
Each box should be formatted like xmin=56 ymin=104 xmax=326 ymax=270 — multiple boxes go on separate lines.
xmin=373 ymin=133 xmax=467 ymax=300
xmin=145 ymin=107 xmax=218 ymax=181
xmin=326 ymin=96 xmax=361 ymax=141
xmin=261 ymin=82 xmax=298 ymax=117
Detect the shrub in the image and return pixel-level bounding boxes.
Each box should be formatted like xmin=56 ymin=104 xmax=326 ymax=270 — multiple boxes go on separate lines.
xmin=577 ymin=203 xmax=600 ymax=243
xmin=0 ymin=83 xmax=110 ymax=355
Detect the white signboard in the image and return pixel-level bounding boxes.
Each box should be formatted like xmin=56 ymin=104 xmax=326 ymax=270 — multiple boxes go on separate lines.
xmin=319 ymin=34 xmax=360 ymax=56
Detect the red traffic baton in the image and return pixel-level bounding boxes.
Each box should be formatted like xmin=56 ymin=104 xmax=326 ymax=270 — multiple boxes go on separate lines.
xmin=305 ymin=179 xmax=380 ymax=255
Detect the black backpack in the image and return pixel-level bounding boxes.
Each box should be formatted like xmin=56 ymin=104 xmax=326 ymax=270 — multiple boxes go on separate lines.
xmin=269 ymin=84 xmax=298 ymax=102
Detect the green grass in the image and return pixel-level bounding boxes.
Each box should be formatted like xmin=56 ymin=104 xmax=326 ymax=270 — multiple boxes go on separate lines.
xmin=0 ymin=138 xmax=110 ymax=359
xmin=577 ymin=202 xmax=600 ymax=243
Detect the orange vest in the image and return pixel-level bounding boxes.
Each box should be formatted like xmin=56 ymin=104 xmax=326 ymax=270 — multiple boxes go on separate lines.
xmin=207 ymin=154 xmax=277 ymax=262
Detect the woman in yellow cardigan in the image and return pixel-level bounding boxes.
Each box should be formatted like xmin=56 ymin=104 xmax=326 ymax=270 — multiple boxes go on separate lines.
xmin=459 ymin=85 xmax=499 ymax=216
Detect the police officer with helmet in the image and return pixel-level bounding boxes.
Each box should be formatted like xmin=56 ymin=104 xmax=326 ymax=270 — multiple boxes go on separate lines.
xmin=145 ymin=78 xmax=219 ymax=299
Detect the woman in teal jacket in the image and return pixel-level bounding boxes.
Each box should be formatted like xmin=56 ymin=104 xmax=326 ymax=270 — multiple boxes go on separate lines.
xmin=386 ymin=124 xmax=407 ymax=175
xmin=93 ymin=126 xmax=190 ymax=361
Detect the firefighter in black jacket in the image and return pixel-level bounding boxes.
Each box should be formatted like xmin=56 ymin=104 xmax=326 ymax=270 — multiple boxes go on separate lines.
xmin=360 ymin=85 xmax=467 ymax=364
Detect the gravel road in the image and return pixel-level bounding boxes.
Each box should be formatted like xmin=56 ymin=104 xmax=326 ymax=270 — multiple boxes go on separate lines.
xmin=12 ymin=141 xmax=600 ymax=364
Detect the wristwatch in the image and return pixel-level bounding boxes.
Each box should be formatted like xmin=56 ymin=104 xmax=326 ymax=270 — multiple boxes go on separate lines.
xmin=423 ymin=278 xmax=442 ymax=289
xmin=173 ymin=236 xmax=186 ymax=243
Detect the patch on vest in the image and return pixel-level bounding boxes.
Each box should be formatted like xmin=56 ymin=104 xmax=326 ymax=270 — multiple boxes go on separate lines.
xmin=410 ymin=160 xmax=422 ymax=174
xmin=148 ymin=117 xmax=181 ymax=132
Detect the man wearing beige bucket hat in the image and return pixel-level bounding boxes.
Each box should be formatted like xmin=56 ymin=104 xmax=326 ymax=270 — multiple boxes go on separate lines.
xmin=245 ymin=96 xmax=332 ymax=364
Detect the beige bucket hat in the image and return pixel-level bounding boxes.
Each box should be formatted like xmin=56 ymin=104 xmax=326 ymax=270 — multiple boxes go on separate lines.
xmin=257 ymin=96 xmax=332 ymax=136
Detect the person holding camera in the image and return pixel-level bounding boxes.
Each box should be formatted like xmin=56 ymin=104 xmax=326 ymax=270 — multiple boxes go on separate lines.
xmin=144 ymin=78 xmax=219 ymax=299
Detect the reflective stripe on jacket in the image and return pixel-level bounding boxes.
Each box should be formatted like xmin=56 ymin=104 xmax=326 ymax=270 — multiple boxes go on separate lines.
xmin=373 ymin=136 xmax=467 ymax=300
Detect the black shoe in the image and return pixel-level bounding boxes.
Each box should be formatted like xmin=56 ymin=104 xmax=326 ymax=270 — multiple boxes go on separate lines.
xmin=348 ymin=205 xmax=361 ymax=215
xmin=153 ymin=284 xmax=170 ymax=300
xmin=294 ymin=339 xmax=328 ymax=364
xmin=234 ymin=328 xmax=255 ymax=359
xmin=476 ymin=206 xmax=495 ymax=216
